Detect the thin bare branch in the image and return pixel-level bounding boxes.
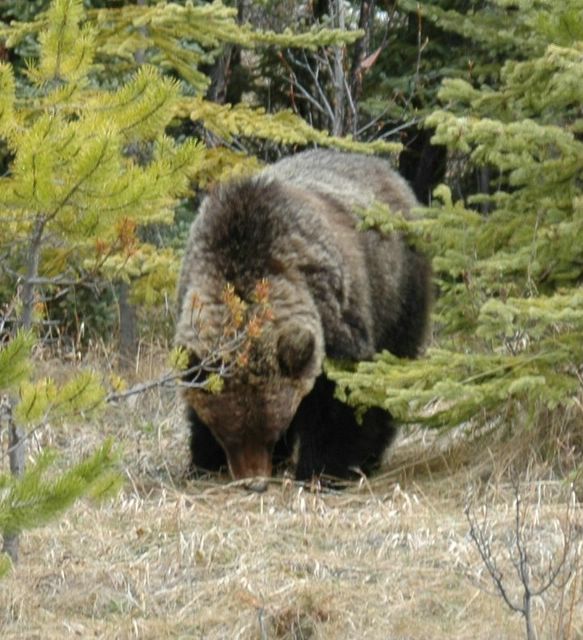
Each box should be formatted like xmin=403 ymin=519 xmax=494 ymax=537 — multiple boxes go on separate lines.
xmin=465 ymin=502 xmax=523 ymax=614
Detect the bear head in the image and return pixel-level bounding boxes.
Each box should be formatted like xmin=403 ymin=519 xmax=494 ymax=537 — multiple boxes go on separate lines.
xmin=182 ymin=318 xmax=322 ymax=482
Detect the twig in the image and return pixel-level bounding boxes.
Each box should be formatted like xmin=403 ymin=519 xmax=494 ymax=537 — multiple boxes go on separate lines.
xmin=465 ymin=481 xmax=582 ymax=640
xmin=286 ymin=50 xmax=335 ymax=123
xmin=465 ymin=501 xmax=523 ymax=614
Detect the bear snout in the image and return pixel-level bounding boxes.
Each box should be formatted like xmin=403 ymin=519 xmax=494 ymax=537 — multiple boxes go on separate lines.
xmin=226 ymin=443 xmax=273 ymax=490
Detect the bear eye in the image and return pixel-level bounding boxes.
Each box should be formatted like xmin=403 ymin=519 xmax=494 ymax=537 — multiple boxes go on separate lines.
xmin=277 ymin=325 xmax=315 ymax=377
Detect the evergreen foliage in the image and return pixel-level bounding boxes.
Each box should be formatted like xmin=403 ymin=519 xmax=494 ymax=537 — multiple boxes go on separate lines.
xmin=0 ymin=1 xmax=212 ymax=339
xmin=186 ymin=97 xmax=400 ymax=154
xmin=85 ymin=0 xmax=364 ymax=91
xmin=0 ymin=442 xmax=120 ymax=539
xmin=0 ymin=331 xmax=33 ymax=389
xmin=0 ymin=0 xmax=203 ymax=571
xmin=330 ymin=0 xmax=583 ymax=440
xmin=0 ymin=332 xmax=120 ymax=575
xmin=0 ymin=440 xmax=120 ymax=577
xmin=0 ymin=0 xmax=396 ymax=332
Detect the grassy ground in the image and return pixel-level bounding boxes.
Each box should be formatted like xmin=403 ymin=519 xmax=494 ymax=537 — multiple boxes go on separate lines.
xmin=1 ymin=347 xmax=581 ymax=639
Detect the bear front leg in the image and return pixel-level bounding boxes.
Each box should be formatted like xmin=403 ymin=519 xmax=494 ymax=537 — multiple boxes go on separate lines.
xmin=292 ymin=375 xmax=397 ymax=481
xmin=187 ymin=406 xmax=227 ymax=476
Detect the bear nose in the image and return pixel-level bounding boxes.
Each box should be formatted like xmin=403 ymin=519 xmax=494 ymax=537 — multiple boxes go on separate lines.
xmin=244 ymin=477 xmax=269 ymax=493
xmin=226 ymin=443 xmax=273 ymax=487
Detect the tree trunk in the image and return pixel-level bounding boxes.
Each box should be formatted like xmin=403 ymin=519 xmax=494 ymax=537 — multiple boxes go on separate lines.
xmin=331 ymin=0 xmax=346 ymax=136
xmin=477 ymin=166 xmax=493 ymax=214
xmin=8 ymin=215 xmax=45 ymax=561
xmin=117 ymin=281 xmax=138 ymax=369
xmin=348 ymin=0 xmax=376 ymax=134
xmin=20 ymin=217 xmax=46 ymax=330
xmin=205 ymin=0 xmax=251 ymax=106
xmin=1 ymin=397 xmax=24 ymax=564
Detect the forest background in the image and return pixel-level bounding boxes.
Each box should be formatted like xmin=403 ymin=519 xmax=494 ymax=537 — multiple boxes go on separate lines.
xmin=0 ymin=1 xmax=582 ymax=638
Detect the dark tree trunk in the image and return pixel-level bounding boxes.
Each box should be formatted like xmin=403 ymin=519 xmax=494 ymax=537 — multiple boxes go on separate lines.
xmin=348 ymin=0 xmax=376 ymax=133
xmin=477 ymin=166 xmax=493 ymax=214
xmin=117 ymin=281 xmax=138 ymax=369
xmin=1 ymin=397 xmax=24 ymax=564
xmin=20 ymin=217 xmax=46 ymax=331
xmin=204 ymin=0 xmax=251 ymax=106
xmin=8 ymin=215 xmax=47 ymax=562
xmin=331 ymin=0 xmax=347 ymax=136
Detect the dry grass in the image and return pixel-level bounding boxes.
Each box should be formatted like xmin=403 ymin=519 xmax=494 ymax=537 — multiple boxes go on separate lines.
xmin=1 ymin=346 xmax=582 ymax=639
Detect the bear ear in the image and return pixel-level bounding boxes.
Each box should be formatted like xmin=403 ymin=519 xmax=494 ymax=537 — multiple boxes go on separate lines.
xmin=277 ymin=325 xmax=315 ymax=377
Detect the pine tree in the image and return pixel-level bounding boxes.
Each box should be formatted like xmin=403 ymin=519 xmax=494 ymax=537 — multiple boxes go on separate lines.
xmin=0 ymin=0 xmax=202 ymax=569
xmin=0 ymin=0 xmax=205 ymax=329
xmin=0 ymin=331 xmax=121 ymax=572
xmin=330 ymin=0 xmax=583 ymax=455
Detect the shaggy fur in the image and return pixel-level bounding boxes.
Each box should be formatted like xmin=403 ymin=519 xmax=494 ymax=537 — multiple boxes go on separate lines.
xmin=175 ymin=150 xmax=431 ymax=484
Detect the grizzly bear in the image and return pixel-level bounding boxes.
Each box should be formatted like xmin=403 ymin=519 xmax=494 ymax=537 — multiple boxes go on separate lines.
xmin=175 ymin=150 xmax=431 ymax=489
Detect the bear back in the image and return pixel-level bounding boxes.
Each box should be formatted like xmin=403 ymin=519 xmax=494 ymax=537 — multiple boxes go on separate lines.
xmin=176 ymin=150 xmax=431 ymax=368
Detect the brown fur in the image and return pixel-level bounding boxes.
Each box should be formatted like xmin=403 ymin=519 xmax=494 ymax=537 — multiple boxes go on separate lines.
xmin=176 ymin=150 xmax=431 ymax=486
